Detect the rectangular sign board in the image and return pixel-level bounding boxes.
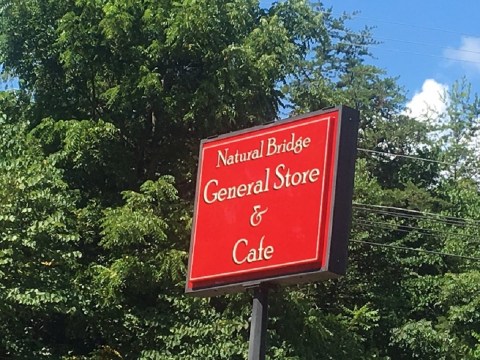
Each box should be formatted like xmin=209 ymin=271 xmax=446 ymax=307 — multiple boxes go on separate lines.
xmin=186 ymin=106 xmax=359 ymax=296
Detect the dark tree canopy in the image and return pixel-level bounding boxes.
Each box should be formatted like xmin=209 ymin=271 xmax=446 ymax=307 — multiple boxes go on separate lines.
xmin=1 ymin=1 xmax=479 ymax=359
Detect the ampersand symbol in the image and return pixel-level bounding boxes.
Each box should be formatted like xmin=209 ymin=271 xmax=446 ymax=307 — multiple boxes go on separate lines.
xmin=250 ymin=205 xmax=268 ymax=227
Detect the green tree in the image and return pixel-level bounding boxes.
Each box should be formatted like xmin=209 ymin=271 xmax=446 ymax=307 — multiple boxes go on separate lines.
xmin=388 ymin=82 xmax=480 ymax=360
xmin=2 ymin=0 xmax=480 ymax=359
xmin=0 ymin=100 xmax=81 ymax=358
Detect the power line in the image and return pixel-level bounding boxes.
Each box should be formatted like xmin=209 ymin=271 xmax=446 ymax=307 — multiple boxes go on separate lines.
xmin=353 ymin=204 xmax=443 ymax=221
xmin=353 ymin=208 xmax=475 ymax=229
xmin=336 ymin=41 xmax=480 ymax=66
xmin=353 ymin=207 xmax=479 ymax=228
xmin=375 ymin=37 xmax=480 ymax=57
xmin=377 ymin=47 xmax=480 ymax=66
xmin=332 ymin=13 xmax=478 ymax=39
xmin=356 ymin=148 xmax=452 ymax=166
xmin=353 ymin=202 xmax=480 ymax=225
xmin=357 ymin=148 xmax=480 ymax=177
xmin=336 ymin=37 xmax=480 ymax=58
xmin=355 ymin=219 xmax=479 ymax=242
xmin=351 ymin=239 xmax=480 ymax=262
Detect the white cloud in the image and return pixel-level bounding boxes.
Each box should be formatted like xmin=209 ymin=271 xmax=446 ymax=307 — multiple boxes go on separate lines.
xmin=443 ymin=36 xmax=480 ymax=72
xmin=404 ymin=79 xmax=448 ymax=121
xmin=402 ymin=79 xmax=480 ymax=182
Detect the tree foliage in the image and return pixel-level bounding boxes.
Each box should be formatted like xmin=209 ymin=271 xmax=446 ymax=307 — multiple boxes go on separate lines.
xmin=0 ymin=105 xmax=81 ymax=358
xmin=1 ymin=0 xmax=479 ymax=359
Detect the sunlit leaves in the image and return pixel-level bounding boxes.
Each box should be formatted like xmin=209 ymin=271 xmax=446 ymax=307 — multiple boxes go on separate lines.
xmin=0 ymin=118 xmax=81 ymax=357
xmin=1 ymin=0 xmax=480 ymax=358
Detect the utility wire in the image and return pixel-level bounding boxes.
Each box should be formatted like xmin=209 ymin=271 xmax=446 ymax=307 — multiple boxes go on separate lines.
xmin=351 ymin=239 xmax=480 ymax=262
xmin=356 ymin=220 xmax=421 ymax=235
xmin=356 ymin=148 xmax=479 ymax=176
xmin=353 ymin=202 xmax=480 ymax=225
xmin=353 ymin=208 xmax=475 ymax=228
xmin=355 ymin=219 xmax=479 ymax=241
xmin=375 ymin=47 xmax=480 ymax=66
xmin=335 ymin=41 xmax=480 ymax=66
xmin=337 ymin=35 xmax=480 ymax=57
xmin=330 ymin=36 xmax=480 ymax=65
xmin=375 ymin=37 xmax=480 ymax=56
xmin=353 ymin=207 xmax=479 ymax=228
xmin=356 ymin=148 xmax=452 ymax=166
xmin=332 ymin=13 xmax=478 ymax=39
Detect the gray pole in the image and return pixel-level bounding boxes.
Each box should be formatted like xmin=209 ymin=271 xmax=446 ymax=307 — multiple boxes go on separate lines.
xmin=248 ymin=285 xmax=269 ymax=360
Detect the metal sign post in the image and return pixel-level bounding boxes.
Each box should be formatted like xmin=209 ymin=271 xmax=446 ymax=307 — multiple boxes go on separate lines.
xmin=248 ymin=285 xmax=269 ymax=360
xmin=185 ymin=106 xmax=360 ymax=358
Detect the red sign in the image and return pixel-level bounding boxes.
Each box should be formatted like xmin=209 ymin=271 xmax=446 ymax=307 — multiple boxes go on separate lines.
xmin=186 ymin=107 xmax=359 ymax=295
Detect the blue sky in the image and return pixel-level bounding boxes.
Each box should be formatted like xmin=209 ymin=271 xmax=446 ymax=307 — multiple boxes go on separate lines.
xmin=318 ymin=1 xmax=480 ymax=169
xmin=321 ymin=0 xmax=480 ymax=115
xmin=322 ymin=1 xmax=480 ymax=87
xmin=255 ymin=0 xmax=479 ymax=116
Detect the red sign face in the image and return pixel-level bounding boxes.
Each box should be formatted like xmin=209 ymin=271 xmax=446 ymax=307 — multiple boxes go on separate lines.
xmin=186 ymin=107 xmax=359 ymax=295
